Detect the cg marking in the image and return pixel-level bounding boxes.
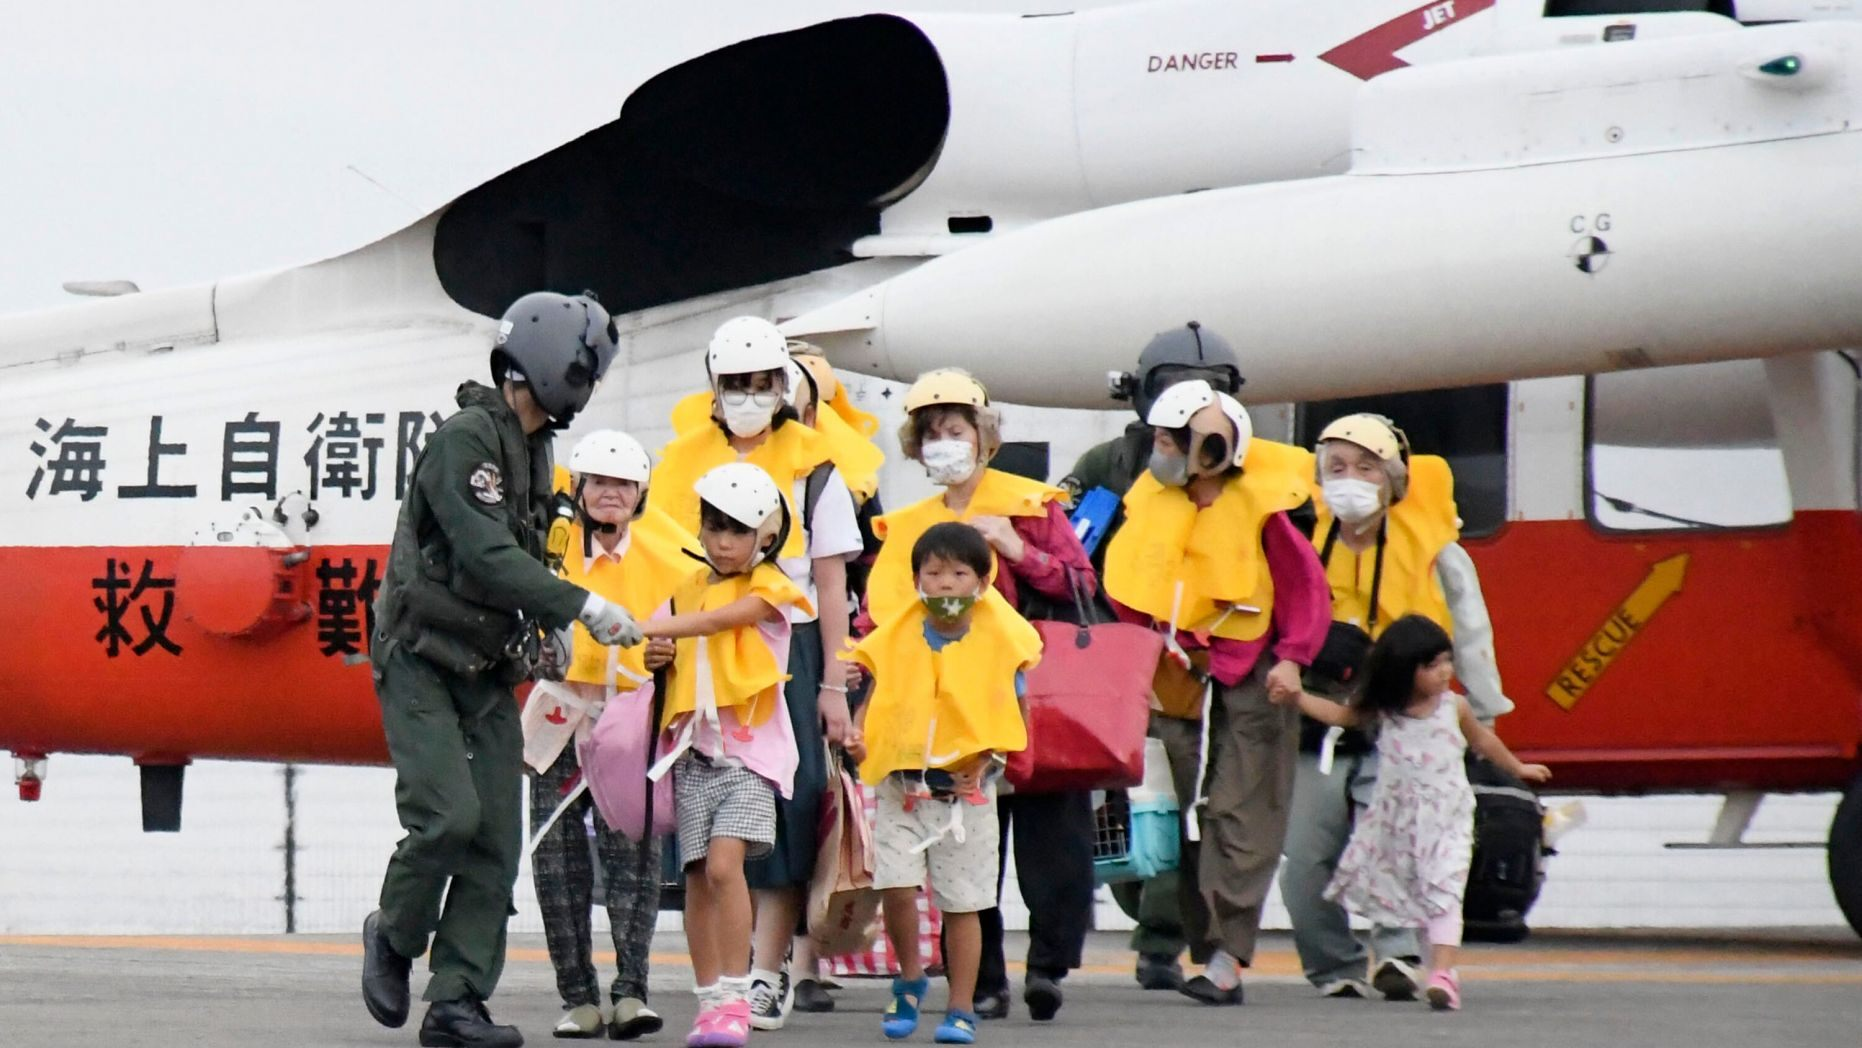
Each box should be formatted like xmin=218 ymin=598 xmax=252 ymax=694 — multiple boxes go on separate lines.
xmin=1546 ymin=553 xmax=1687 ymax=710
xmin=1569 ymin=214 xmax=1614 ymax=274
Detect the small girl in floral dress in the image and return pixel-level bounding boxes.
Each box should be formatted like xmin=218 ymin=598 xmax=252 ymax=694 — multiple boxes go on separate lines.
xmin=1275 ymin=615 xmax=1550 ymax=1010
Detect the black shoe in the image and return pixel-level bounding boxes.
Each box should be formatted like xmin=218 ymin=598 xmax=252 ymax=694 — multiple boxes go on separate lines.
xmin=1179 ymin=975 xmax=1244 ymax=1006
xmin=1023 ymin=974 xmax=1063 ymax=1021
xmin=362 ymin=910 xmax=411 ymax=1029
xmin=420 ymin=999 xmax=524 ymax=1048
xmin=974 ymin=987 xmax=1011 ymax=1020
xmin=1135 ymin=953 xmax=1184 ymax=991
xmin=793 ymin=978 xmax=836 ymax=1013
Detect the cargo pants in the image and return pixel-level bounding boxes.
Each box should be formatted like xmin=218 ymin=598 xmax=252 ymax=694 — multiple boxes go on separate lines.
xmin=1154 ymin=659 xmax=1299 ymax=966
xmin=375 ymin=642 xmax=525 ymax=1004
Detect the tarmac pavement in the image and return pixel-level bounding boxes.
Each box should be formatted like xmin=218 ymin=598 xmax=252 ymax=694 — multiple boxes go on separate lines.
xmin=0 ymin=928 xmax=1856 ymax=1048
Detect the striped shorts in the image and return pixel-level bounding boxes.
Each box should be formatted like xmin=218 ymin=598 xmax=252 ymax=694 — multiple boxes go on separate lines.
xmin=674 ymin=752 xmax=777 ymax=869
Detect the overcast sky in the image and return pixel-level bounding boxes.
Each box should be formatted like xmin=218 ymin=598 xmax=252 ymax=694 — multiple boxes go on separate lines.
xmin=0 ymin=0 xmax=1115 ymax=317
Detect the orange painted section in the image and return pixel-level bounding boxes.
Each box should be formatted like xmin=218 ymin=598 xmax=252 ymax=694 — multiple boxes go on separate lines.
xmin=0 ymin=544 xmax=392 ymax=765
xmin=1468 ymin=511 xmax=1862 ymax=791
xmin=2 ymin=513 xmax=1860 ymax=793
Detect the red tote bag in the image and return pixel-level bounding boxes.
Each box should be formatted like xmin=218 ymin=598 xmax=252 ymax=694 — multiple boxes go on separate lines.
xmin=1006 ymin=574 xmax=1163 ymax=793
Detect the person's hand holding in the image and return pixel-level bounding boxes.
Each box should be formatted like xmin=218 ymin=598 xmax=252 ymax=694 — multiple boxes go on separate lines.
xmin=968 ymin=516 xmax=1026 ymax=562
xmin=643 ymin=637 xmax=675 ymax=671
xmin=819 ymin=687 xmax=854 ymax=746
xmin=1265 ymin=659 xmax=1303 ymax=701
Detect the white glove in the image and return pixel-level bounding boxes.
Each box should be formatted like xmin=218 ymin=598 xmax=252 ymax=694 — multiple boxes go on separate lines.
xmin=577 ymin=593 xmax=643 ymax=647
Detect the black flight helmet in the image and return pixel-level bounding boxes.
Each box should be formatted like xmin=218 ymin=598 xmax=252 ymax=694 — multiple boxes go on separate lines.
xmin=1109 ymin=320 xmax=1245 ymax=421
xmin=491 ymin=291 xmax=619 ymax=425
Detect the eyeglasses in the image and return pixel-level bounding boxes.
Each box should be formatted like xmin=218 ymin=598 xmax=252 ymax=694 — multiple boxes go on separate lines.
xmin=718 ymin=388 xmax=781 ymax=409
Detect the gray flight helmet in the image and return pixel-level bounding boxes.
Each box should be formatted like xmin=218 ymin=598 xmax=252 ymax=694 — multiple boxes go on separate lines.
xmin=490 ymin=291 xmax=619 ymax=425
xmin=1107 ymin=320 xmax=1246 ymax=421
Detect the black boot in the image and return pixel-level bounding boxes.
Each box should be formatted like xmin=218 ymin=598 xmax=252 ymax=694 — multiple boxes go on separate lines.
xmin=419 ymin=999 xmax=524 ymax=1048
xmin=361 ymin=910 xmax=411 ymax=1029
xmin=1135 ymin=952 xmax=1185 ymax=991
xmin=1023 ymin=972 xmax=1064 ymax=1021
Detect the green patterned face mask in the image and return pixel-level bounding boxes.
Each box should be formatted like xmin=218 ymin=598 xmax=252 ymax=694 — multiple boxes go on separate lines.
xmin=920 ymin=590 xmax=980 ymax=621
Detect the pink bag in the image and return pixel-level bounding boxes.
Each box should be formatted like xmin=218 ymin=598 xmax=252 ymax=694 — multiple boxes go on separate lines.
xmin=821 ymin=783 xmax=943 ymax=978
xmin=578 ymin=681 xmax=677 ymax=840
xmin=807 ymin=758 xmax=879 ymax=956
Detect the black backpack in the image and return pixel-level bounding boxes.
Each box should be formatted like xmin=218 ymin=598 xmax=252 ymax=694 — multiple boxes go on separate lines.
xmin=1462 ymin=754 xmax=1547 ymax=942
xmin=801 ymin=462 xmax=885 ymax=605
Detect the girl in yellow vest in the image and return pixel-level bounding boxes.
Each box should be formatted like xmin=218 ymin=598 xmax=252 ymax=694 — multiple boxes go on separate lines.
xmin=844 ymin=522 xmax=1042 ymax=1046
xmin=1279 ymin=413 xmax=1515 ymax=1003
xmin=1101 ymin=378 xmax=1331 ymax=1006
xmin=854 ymin=369 xmax=1099 ymax=1023
xmin=650 ymin=317 xmax=862 ymax=1028
xmin=636 ymin=462 xmax=811 ymax=1048
xmin=522 ymin=429 xmax=696 ymax=1040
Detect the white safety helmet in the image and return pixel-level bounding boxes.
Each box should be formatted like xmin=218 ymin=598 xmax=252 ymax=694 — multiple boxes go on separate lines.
xmin=707 ymin=316 xmax=792 ymax=378
xmin=568 ymin=429 xmax=651 ymax=483
xmin=693 ymin=461 xmax=792 ymax=566
xmin=1146 ymin=379 xmax=1252 ymax=473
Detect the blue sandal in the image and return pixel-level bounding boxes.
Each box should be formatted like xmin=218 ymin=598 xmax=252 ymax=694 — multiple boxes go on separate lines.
xmin=882 ymin=976 xmax=930 ymax=1040
xmin=935 ymin=1009 xmax=979 ymax=1044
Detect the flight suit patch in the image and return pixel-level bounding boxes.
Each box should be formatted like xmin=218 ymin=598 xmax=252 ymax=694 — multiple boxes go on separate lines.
xmin=469 ymin=462 xmax=504 ymax=505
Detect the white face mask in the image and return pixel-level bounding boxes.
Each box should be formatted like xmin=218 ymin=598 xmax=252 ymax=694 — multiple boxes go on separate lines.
xmin=1322 ymin=477 xmax=1386 ymax=525
xmin=921 ymin=439 xmax=978 ymax=486
xmin=721 ymin=401 xmax=775 ymax=438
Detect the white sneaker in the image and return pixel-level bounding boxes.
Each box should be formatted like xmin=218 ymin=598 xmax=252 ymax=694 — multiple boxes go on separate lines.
xmin=1372 ymin=958 xmax=1423 ymax=1001
xmin=1320 ymin=978 xmax=1371 ymax=999
xmin=748 ymin=968 xmax=792 ymax=1031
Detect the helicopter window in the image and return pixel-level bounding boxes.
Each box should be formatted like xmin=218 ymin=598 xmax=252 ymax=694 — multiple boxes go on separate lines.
xmin=1296 ymin=384 xmax=1509 ymax=539
xmin=1585 ymin=362 xmax=1792 ymax=532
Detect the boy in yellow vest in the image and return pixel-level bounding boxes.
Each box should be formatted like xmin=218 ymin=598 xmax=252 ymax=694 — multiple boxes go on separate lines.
xmin=845 ymin=522 xmax=1042 ymax=1045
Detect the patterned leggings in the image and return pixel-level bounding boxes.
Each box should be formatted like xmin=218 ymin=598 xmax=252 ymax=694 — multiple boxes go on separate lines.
xmin=530 ymin=746 xmax=662 ymax=1006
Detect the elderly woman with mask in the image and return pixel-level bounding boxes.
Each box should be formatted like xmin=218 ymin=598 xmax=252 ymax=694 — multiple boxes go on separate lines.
xmin=1277 ymin=413 xmax=1513 ymax=1002
xmin=1102 ymin=379 xmax=1330 ymax=1007
xmin=854 ymin=368 xmax=1099 ymax=1024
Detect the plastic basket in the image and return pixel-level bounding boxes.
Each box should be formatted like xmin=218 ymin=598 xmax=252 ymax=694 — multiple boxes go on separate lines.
xmin=1091 ymin=738 xmax=1180 ymax=886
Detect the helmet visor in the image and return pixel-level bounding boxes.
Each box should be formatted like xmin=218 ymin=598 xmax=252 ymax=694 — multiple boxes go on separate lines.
xmin=1145 ymin=363 xmax=1241 ymax=401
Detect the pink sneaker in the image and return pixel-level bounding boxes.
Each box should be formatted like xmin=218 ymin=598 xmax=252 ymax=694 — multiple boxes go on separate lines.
xmin=688 ymin=1000 xmax=752 ymax=1047
xmin=1425 ymin=969 xmax=1461 ymax=1012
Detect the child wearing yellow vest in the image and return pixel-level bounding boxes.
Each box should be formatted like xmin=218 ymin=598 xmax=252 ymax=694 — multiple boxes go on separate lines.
xmin=844 ymin=522 xmax=1042 ymax=1046
xmin=636 ymin=463 xmax=811 ymax=1048
xmin=522 ymin=432 xmax=696 ymax=1040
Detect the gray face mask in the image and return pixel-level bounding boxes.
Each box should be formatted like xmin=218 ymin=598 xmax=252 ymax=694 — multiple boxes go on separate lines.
xmin=1148 ymin=449 xmax=1190 ymax=488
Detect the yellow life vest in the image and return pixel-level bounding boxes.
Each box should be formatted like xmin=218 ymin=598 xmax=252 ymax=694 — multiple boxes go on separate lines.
xmin=1311 ymin=454 xmax=1460 ymax=637
xmin=866 ymin=469 xmax=1064 ymax=626
xmin=1104 ymin=439 xmax=1311 ymax=642
xmin=651 ymin=420 xmax=829 ymax=561
xmin=823 ymin=386 xmax=880 ymax=439
xmin=558 ymin=506 xmax=700 ymax=687
xmin=668 ymin=391 xmax=882 ymax=504
xmin=846 ymin=590 xmax=1042 ymax=785
xmin=660 ymin=562 xmax=811 ymax=730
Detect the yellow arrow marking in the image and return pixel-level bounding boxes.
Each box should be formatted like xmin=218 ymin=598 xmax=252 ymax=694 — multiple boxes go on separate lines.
xmin=1546 ymin=554 xmax=1688 ymax=710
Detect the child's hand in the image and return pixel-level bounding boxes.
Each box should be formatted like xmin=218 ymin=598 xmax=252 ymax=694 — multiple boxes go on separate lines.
xmin=950 ymin=761 xmax=986 ymax=797
xmin=643 ymin=638 xmax=675 ymax=671
xmin=843 ymin=662 xmax=866 ymax=691
xmin=1518 ymin=763 xmax=1552 ymax=784
xmin=1266 ymin=678 xmax=1302 ymax=707
xmin=842 ymin=729 xmax=866 ymax=764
